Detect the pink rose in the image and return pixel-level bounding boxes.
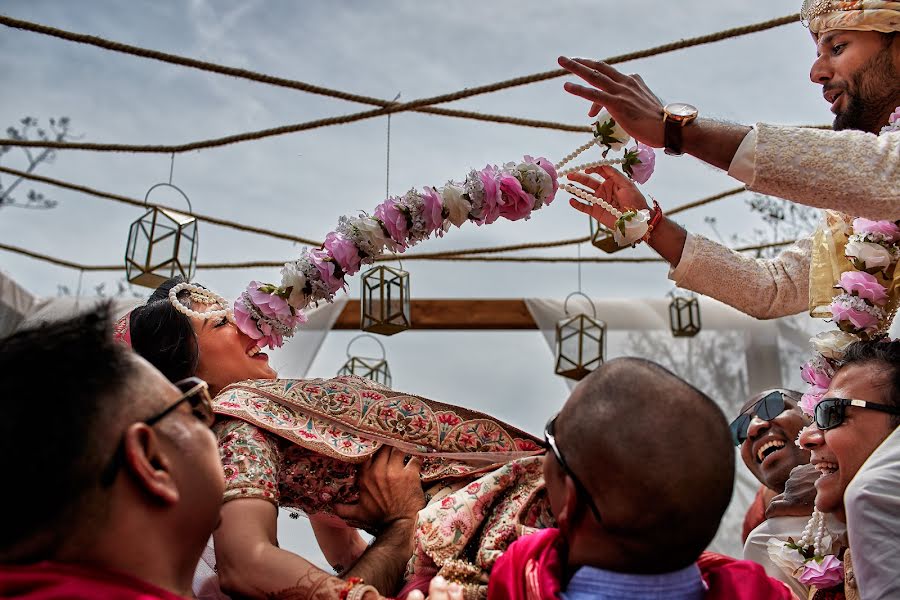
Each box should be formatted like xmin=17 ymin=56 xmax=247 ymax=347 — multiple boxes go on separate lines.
xmin=373 ymin=197 xmax=409 ymax=246
xmin=852 ymin=218 xmax=900 ymax=241
xmin=800 ymin=390 xmax=826 ymax=416
xmin=830 ymin=300 xmax=881 ymax=332
xmin=801 ymin=361 xmax=832 ymax=389
xmin=837 ymin=270 xmax=889 ymax=305
xmin=323 ymin=232 xmax=361 ymax=276
xmin=420 ymin=186 xmax=445 ymax=235
xmin=890 ymin=106 xmax=900 ymax=125
xmin=479 ymin=166 xmax=502 ymax=225
xmin=247 ymin=281 xmax=292 ymax=319
xmin=628 ymin=143 xmax=656 ymax=184
xmin=309 ymin=248 xmax=345 ymax=294
xmin=498 ymin=174 xmax=534 ymax=221
xmin=233 ymin=297 xmax=265 ymax=342
xmin=798 ymin=555 xmax=843 ymax=588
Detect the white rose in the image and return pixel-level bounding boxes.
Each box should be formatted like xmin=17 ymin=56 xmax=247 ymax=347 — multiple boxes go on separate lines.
xmin=845 ymin=240 xmax=893 ymax=271
xmin=594 ymin=109 xmax=631 ymax=151
xmin=612 ymin=209 xmax=649 ymax=247
xmin=766 ymin=538 xmax=806 ymax=577
xmin=351 ymin=216 xmax=390 ymax=254
xmin=281 ymin=261 xmax=308 ymax=308
xmin=516 ymin=162 xmax=553 ymax=203
xmin=440 ymin=184 xmax=471 ymax=227
xmin=810 ymin=330 xmax=859 ymax=360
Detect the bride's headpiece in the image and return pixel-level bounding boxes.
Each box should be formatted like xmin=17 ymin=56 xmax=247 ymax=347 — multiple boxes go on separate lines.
xmin=168 ymin=281 xmax=231 ymax=321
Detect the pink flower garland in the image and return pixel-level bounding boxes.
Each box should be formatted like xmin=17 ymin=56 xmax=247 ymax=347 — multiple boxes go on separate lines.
xmin=236 ymin=156 xmax=560 ymax=348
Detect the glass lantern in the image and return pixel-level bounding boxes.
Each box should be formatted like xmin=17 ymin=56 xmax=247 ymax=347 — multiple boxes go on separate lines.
xmin=125 ymin=183 xmax=198 ymax=288
xmin=669 ymin=293 xmax=701 ymax=337
xmin=555 ymin=292 xmax=606 ymax=381
xmin=589 ymin=216 xmax=625 ymax=254
xmin=337 ymin=334 xmax=392 ymax=387
xmin=360 ymin=265 xmax=411 ymax=335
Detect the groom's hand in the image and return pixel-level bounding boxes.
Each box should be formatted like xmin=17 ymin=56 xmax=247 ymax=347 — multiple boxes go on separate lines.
xmin=335 ymin=446 xmax=425 ymax=527
xmin=558 ymin=56 xmax=666 ymax=148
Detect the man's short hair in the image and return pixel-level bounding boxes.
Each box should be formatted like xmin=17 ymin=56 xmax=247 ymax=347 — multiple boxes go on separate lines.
xmin=0 ymin=303 xmax=140 ymax=561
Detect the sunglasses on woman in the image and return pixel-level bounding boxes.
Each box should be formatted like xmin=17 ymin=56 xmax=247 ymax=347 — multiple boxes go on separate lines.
xmin=814 ymin=397 xmax=900 ymax=430
xmin=100 ymin=377 xmax=215 ymax=485
xmin=729 ymin=391 xmax=799 ymax=446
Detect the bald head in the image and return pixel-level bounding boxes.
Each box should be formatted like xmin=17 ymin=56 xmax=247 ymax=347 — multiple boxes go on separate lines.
xmin=555 ymin=357 xmax=734 ymax=566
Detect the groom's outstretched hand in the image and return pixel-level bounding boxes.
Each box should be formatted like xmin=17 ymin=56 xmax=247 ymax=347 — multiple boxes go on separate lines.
xmin=558 ymin=56 xmax=666 ymax=147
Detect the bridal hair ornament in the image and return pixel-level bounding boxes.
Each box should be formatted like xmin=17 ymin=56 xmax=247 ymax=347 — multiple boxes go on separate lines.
xmin=168 ymin=281 xmax=231 ymax=320
xmin=234 ymin=111 xmax=658 ymax=349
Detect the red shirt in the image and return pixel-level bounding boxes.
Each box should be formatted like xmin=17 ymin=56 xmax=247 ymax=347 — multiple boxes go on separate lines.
xmin=0 ymin=561 xmax=189 ymax=600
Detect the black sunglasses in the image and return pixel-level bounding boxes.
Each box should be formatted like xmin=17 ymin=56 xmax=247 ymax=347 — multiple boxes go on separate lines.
xmin=100 ymin=377 xmax=215 ymax=485
xmin=815 ymin=397 xmax=900 ymax=430
xmin=729 ymin=391 xmax=799 ymax=446
xmin=544 ymin=413 xmax=602 ymax=522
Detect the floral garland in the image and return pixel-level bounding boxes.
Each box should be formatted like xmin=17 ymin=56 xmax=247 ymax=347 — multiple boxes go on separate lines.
xmin=785 ymin=105 xmax=900 ymax=591
xmin=233 ymin=111 xmax=656 ymax=349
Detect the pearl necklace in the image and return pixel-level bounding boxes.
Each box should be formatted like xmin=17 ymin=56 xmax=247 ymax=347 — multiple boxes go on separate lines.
xmin=168 ymin=282 xmax=231 ymax=320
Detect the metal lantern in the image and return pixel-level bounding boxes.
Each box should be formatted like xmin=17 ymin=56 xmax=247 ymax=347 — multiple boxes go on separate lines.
xmin=669 ymin=292 xmax=702 ymax=337
xmin=589 ymin=216 xmax=625 ymax=254
xmin=555 ymin=292 xmax=606 ymax=381
xmin=125 ymin=183 xmax=198 ymax=288
xmin=360 ymin=265 xmax=411 ymax=335
xmin=338 ymin=334 xmax=392 ymax=387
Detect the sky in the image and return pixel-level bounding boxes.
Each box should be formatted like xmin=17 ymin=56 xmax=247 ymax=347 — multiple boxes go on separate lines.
xmin=0 ymin=0 xmax=834 ymax=566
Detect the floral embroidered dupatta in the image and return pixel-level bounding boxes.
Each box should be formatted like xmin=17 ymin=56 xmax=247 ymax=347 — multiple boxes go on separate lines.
xmin=213 ymin=376 xmax=554 ymax=597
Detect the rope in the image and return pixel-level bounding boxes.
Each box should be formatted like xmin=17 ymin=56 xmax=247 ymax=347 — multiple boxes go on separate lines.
xmin=0 ymin=13 xmax=799 ymax=153
xmin=0 ymin=165 xmax=323 ymax=246
xmin=0 ymin=239 xmax=797 ymax=273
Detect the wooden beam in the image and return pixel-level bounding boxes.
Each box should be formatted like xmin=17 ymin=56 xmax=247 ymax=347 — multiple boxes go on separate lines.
xmin=333 ymin=299 xmax=538 ymax=330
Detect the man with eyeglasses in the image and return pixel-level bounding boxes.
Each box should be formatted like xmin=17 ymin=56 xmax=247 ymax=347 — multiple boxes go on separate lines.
xmin=487 ymin=357 xmax=794 ymax=600
xmin=727 ymin=389 xmax=812 ymax=540
xmin=0 ymin=304 xmax=227 ymax=599
xmin=798 ymin=340 xmax=900 ymax=599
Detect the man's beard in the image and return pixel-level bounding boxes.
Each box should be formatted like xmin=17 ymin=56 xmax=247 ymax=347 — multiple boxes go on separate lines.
xmin=833 ymin=48 xmax=900 ymax=132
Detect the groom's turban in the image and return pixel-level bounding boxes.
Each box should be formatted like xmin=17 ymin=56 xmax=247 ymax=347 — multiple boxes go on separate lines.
xmin=801 ymin=0 xmax=900 ymax=34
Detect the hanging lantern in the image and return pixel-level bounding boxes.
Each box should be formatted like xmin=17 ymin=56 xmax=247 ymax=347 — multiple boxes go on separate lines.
xmin=669 ymin=292 xmax=702 ymax=337
xmin=589 ymin=216 xmax=625 ymax=254
xmin=338 ymin=334 xmax=392 ymax=387
xmin=360 ymin=265 xmax=411 ymax=335
xmin=125 ymin=183 xmax=198 ymax=288
xmin=555 ymin=292 xmax=606 ymax=381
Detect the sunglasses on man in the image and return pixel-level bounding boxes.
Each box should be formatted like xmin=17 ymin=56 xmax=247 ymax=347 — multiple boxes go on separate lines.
xmin=814 ymin=397 xmax=900 ymax=430
xmin=100 ymin=377 xmax=215 ymax=485
xmin=729 ymin=390 xmax=802 ymax=446
xmin=544 ymin=413 xmax=603 ymax=522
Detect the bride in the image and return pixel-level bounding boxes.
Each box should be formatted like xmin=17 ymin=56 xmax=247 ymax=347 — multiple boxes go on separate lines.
xmin=120 ymin=276 xmax=550 ymax=599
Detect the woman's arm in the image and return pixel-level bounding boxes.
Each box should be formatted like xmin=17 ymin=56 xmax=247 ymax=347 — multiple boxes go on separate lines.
xmin=309 ymin=513 xmax=368 ymax=574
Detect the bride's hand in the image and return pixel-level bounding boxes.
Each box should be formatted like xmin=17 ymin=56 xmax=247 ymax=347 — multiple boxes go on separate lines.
xmin=405 ymin=576 xmax=463 ymax=600
xmin=567 ymin=166 xmax=650 ymax=230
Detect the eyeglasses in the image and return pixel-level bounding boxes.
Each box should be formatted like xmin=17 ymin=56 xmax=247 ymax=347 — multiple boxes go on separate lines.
xmin=815 ymin=397 xmax=900 ymax=430
xmin=544 ymin=413 xmax=602 ymax=522
xmin=100 ymin=377 xmax=215 ymax=485
xmin=729 ymin=391 xmax=799 ymax=446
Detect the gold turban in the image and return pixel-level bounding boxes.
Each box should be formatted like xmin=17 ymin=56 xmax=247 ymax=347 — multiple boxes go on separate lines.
xmin=801 ymin=0 xmax=900 ymax=34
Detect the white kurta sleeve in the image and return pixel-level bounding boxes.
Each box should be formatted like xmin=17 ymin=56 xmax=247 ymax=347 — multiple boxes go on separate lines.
xmin=727 ymin=128 xmax=757 ymax=185
xmin=747 ymin=125 xmax=900 ymax=220
xmin=668 ymin=233 xmax=812 ymax=319
xmin=845 ymin=425 xmax=900 ymax=600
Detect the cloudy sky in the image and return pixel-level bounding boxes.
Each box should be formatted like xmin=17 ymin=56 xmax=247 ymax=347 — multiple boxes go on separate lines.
xmin=1 ymin=0 xmax=831 ymax=564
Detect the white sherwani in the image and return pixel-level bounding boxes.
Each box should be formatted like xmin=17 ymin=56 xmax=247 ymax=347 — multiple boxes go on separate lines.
xmin=669 ymin=123 xmax=900 ymax=319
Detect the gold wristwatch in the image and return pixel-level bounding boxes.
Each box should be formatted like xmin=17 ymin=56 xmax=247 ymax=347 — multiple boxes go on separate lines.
xmin=662 ymin=103 xmax=698 ymax=156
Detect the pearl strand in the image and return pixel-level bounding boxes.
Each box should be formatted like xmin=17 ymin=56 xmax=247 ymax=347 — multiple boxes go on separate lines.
xmin=560 ymin=182 xmax=623 ymax=219
xmin=168 ymin=282 xmax=230 ymax=320
xmin=554 ymin=138 xmax=597 ymax=171
xmin=556 ymin=157 xmax=626 ymax=177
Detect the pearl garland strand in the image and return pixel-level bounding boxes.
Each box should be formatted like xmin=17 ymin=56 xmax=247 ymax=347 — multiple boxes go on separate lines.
xmin=559 ymin=182 xmax=624 ymax=219
xmin=556 ymin=157 xmax=626 ymax=178
xmin=554 ymin=138 xmax=604 ymax=171
xmin=168 ymin=282 xmax=231 ymax=320
xmin=797 ymin=508 xmax=830 ymax=557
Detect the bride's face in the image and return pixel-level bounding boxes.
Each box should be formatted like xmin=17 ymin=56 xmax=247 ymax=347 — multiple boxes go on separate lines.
xmin=191 ymin=304 xmax=276 ymax=395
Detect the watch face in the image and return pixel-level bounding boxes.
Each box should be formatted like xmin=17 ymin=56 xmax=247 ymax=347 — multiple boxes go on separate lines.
xmin=666 ymin=103 xmax=698 ymax=118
